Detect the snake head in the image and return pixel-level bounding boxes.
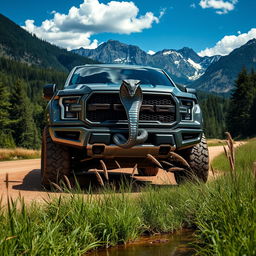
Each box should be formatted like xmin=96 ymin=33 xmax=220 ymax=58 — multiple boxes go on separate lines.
xmin=122 ymin=80 xmax=141 ymax=97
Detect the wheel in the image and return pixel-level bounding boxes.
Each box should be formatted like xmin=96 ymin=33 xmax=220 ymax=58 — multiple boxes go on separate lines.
xmin=41 ymin=127 xmax=71 ymax=188
xmin=138 ymin=167 xmax=159 ymax=176
xmin=174 ymin=134 xmax=209 ymax=184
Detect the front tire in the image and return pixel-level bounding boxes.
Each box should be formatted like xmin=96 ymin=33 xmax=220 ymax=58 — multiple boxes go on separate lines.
xmin=174 ymin=134 xmax=209 ymax=184
xmin=41 ymin=127 xmax=71 ymax=188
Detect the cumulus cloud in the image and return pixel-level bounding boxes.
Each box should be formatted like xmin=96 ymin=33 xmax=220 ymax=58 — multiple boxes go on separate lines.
xmin=23 ymin=0 xmax=161 ymax=50
xmin=199 ymin=0 xmax=238 ymax=14
xmin=198 ymin=28 xmax=256 ymax=56
xmin=24 ymin=19 xmax=99 ymax=50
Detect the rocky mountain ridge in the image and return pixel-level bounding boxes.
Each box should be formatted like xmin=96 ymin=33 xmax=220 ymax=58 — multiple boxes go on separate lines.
xmin=0 ymin=14 xmax=97 ymax=72
xmin=72 ymin=40 xmax=220 ymax=85
xmin=192 ymin=38 xmax=256 ymax=93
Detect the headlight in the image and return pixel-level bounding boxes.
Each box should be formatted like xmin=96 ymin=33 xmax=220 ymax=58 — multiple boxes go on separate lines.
xmin=59 ymin=96 xmax=81 ymax=120
xmin=179 ymin=99 xmax=194 ymax=121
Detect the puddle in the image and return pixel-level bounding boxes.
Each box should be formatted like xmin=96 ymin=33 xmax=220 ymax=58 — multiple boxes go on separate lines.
xmin=89 ymin=229 xmax=195 ymax=256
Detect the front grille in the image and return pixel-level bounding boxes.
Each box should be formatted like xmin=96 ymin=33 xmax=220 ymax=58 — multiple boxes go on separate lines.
xmin=86 ymin=93 xmax=176 ymax=124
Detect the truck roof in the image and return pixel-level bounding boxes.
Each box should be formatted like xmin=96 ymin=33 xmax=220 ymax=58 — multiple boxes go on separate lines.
xmin=74 ymin=64 xmax=163 ymax=71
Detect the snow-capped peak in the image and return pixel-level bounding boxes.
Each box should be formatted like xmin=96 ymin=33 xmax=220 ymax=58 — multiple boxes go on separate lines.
xmin=147 ymin=50 xmax=155 ymax=55
xmin=187 ymin=58 xmax=202 ymax=70
xmin=163 ymin=50 xmax=182 ymax=57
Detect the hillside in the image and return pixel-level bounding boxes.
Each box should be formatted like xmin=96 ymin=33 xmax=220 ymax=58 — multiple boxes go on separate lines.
xmin=0 ymin=14 xmax=98 ymax=72
xmin=72 ymin=40 xmax=219 ymax=85
xmin=0 ymin=55 xmax=68 ymax=149
xmin=192 ymin=39 xmax=256 ymax=93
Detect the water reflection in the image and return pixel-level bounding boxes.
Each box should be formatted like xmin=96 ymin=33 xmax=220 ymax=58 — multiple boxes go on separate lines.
xmin=89 ymin=230 xmax=195 ymax=256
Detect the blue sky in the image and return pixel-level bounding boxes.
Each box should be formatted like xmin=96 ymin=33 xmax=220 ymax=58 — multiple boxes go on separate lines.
xmin=0 ymin=0 xmax=255 ymax=55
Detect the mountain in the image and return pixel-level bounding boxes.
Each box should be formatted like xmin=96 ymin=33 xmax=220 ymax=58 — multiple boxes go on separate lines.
xmin=192 ymin=39 xmax=256 ymax=93
xmin=2 ymin=12 xmax=253 ymax=94
xmin=72 ymin=40 xmax=220 ymax=84
xmin=0 ymin=14 xmax=97 ymax=72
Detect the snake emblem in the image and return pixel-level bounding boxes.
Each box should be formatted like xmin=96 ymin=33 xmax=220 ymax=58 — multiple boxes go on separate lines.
xmin=113 ymin=80 xmax=148 ymax=148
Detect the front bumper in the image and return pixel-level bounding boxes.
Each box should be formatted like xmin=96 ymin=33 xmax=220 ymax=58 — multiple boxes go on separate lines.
xmin=49 ymin=126 xmax=203 ymax=158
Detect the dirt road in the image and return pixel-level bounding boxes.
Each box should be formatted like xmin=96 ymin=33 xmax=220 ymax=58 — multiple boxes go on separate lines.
xmin=0 ymin=146 xmax=226 ymax=203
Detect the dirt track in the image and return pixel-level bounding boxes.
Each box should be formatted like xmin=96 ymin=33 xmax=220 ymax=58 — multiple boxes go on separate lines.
xmin=0 ymin=146 xmax=227 ymax=203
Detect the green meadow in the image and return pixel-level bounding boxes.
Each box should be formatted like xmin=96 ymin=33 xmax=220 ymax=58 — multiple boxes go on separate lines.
xmin=0 ymin=140 xmax=255 ymax=255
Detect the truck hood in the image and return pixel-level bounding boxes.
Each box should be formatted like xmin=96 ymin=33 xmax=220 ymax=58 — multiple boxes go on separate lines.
xmin=57 ymin=83 xmax=196 ymax=99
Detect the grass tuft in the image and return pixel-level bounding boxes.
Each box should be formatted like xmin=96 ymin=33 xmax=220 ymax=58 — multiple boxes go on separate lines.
xmin=0 ymin=148 xmax=40 ymax=161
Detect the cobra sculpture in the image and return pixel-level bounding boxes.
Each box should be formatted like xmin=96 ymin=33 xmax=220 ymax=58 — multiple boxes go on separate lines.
xmin=113 ymin=80 xmax=148 ymax=148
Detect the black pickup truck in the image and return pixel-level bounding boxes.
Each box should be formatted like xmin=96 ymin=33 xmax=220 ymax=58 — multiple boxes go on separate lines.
xmin=41 ymin=64 xmax=209 ymax=187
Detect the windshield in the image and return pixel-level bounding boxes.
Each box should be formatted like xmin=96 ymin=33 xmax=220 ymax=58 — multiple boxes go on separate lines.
xmin=69 ymin=67 xmax=174 ymax=87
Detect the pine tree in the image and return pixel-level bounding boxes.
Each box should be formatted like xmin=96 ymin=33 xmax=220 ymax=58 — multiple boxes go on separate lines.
xmin=250 ymin=97 xmax=256 ymax=135
xmin=227 ymin=68 xmax=255 ymax=137
xmin=249 ymin=71 xmax=256 ymax=135
xmin=0 ymin=81 xmax=15 ymax=147
xmin=9 ymin=79 xmax=40 ymax=148
xmin=198 ymin=92 xmax=228 ymax=138
xmin=0 ymin=56 xmax=67 ymax=148
xmin=0 ymin=81 xmax=11 ymax=129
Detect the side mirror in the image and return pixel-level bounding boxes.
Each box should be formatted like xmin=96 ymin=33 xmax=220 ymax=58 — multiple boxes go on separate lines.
xmin=176 ymin=84 xmax=197 ymax=95
xmin=176 ymin=84 xmax=186 ymax=92
xmin=43 ymin=84 xmax=57 ymax=100
xmin=185 ymin=87 xmax=197 ymax=95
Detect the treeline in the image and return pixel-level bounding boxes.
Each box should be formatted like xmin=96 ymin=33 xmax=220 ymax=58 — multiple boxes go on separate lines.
xmin=0 ymin=57 xmax=67 ymax=149
xmin=227 ymin=68 xmax=256 ymax=138
xmin=198 ymin=92 xmax=229 ymax=138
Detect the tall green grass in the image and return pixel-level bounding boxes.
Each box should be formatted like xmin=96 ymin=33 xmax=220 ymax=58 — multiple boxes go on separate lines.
xmin=195 ymin=138 xmax=256 ymax=255
xmin=0 ymin=190 xmax=143 ymax=255
xmin=0 ymin=139 xmax=255 ymax=255
xmin=195 ymin=170 xmax=256 ymax=255
xmin=212 ymin=139 xmax=256 ymax=172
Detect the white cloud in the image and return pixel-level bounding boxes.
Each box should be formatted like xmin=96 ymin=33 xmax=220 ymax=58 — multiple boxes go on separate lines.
xmin=159 ymin=8 xmax=166 ymax=18
xmin=190 ymin=3 xmax=196 ymax=8
xmin=23 ymin=0 xmax=161 ymax=50
xmin=147 ymin=50 xmax=155 ymax=55
xmin=199 ymin=0 xmax=238 ymax=14
xmin=198 ymin=28 xmax=256 ymax=56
